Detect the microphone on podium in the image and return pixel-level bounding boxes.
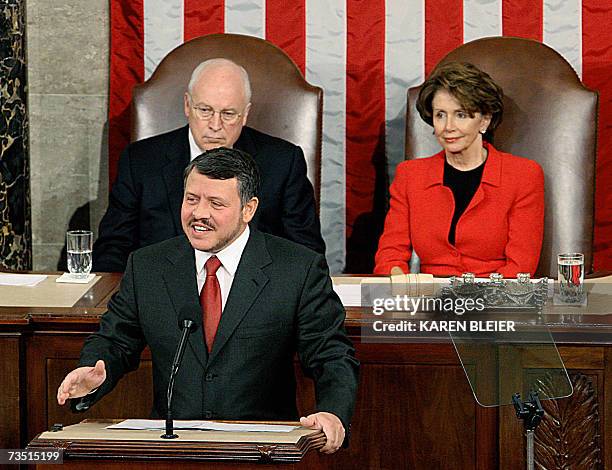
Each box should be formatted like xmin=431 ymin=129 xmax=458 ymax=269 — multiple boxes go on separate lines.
xmin=161 ymin=303 xmax=199 ymax=439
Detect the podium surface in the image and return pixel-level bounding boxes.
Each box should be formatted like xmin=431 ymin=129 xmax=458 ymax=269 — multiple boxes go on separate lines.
xmin=28 ymin=419 xmax=324 ymax=468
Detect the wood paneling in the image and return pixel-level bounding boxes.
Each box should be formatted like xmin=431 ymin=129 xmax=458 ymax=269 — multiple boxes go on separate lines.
xmin=0 ymin=335 xmax=23 ymax=448
xmin=559 ymin=346 xmax=605 ymax=369
xmin=500 ymin=370 xmax=605 ymax=469
xmin=339 ymin=364 xmax=478 ymax=470
xmin=535 ymin=373 xmax=601 ymax=469
xmin=27 ymin=335 xmax=485 ymax=469
xmin=26 ymin=334 xmax=153 ymax=443
xmin=604 ymin=348 xmax=612 ymax=470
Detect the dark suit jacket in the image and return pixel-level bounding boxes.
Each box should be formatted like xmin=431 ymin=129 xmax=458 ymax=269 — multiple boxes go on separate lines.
xmin=93 ymin=125 xmax=325 ymax=272
xmin=77 ymin=229 xmax=358 ymax=429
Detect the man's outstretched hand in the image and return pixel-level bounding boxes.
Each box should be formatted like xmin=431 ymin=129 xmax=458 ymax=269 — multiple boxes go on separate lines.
xmin=57 ymin=359 xmax=106 ymax=405
xmin=300 ymin=412 xmax=345 ymax=454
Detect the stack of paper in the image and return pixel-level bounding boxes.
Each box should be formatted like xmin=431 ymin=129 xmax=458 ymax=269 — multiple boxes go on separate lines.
xmin=0 ymin=273 xmax=47 ymax=287
xmin=106 ymin=419 xmax=298 ymax=433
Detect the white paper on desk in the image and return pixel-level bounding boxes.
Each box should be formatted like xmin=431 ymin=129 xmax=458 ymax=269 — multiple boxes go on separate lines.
xmin=107 ymin=419 xmax=298 ymax=432
xmin=333 ymin=284 xmax=362 ymax=306
xmin=0 ymin=273 xmax=47 ymax=287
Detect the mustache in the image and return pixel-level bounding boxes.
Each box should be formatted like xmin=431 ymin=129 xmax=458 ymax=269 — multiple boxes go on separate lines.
xmin=190 ymin=217 xmax=216 ymax=230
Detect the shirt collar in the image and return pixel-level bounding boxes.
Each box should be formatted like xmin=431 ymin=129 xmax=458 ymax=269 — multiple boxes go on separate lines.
xmin=188 ymin=127 xmax=204 ymax=162
xmin=188 ymin=127 xmax=242 ymax=160
xmin=194 ymin=225 xmax=251 ymax=276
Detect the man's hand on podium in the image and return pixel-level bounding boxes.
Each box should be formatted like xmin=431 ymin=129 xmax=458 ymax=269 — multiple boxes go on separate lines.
xmin=300 ymin=412 xmax=345 ymax=454
xmin=57 ymin=359 xmax=107 ymax=405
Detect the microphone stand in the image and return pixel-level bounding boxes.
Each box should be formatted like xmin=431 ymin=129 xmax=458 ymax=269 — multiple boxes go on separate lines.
xmin=512 ymin=391 xmax=544 ymax=470
xmin=161 ymin=318 xmax=195 ymax=439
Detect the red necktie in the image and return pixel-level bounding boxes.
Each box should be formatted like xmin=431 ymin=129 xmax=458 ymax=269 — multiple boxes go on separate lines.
xmin=200 ymin=256 xmax=222 ymax=352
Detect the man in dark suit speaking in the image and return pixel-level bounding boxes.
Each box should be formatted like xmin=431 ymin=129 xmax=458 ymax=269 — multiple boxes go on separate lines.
xmin=93 ymin=58 xmax=325 ymax=273
xmin=58 ymin=148 xmax=358 ymax=453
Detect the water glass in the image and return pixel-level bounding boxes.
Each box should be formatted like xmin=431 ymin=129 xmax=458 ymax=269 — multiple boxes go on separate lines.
xmin=557 ymin=253 xmax=584 ymax=303
xmin=66 ymin=230 xmax=93 ymax=278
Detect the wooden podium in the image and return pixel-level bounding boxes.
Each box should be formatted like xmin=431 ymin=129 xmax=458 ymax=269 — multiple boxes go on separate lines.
xmin=4 ymin=273 xmax=612 ymax=469
xmin=28 ymin=419 xmax=325 ymax=469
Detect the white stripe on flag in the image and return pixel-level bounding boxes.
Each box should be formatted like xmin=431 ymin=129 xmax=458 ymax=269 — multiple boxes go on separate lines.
xmin=463 ymin=0 xmax=502 ymax=43
xmin=143 ymin=0 xmax=183 ymax=80
xmin=543 ymin=0 xmax=582 ymax=77
xmin=225 ymin=0 xmax=266 ymax=38
xmin=385 ymin=0 xmax=425 ymax=182
xmin=306 ymin=0 xmax=347 ymax=273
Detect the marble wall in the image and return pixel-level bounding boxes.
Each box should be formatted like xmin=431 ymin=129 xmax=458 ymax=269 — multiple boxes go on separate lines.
xmin=1 ymin=0 xmax=31 ymax=270
xmin=27 ymin=0 xmax=109 ymax=270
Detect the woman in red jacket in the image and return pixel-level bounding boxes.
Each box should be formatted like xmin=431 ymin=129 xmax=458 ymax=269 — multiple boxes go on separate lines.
xmin=374 ymin=62 xmax=544 ymax=277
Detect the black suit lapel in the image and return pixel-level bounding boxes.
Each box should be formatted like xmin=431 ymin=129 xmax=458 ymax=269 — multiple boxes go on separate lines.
xmin=234 ymin=127 xmax=262 ymax=226
xmin=162 ymin=126 xmax=191 ymax=236
xmin=234 ymin=126 xmax=259 ymax=158
xmin=208 ymin=230 xmax=271 ymax=365
xmin=162 ymin=235 xmax=209 ymax=368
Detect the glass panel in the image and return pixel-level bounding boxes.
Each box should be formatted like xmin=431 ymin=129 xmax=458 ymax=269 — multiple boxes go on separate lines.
xmin=450 ymin=312 xmax=572 ymax=407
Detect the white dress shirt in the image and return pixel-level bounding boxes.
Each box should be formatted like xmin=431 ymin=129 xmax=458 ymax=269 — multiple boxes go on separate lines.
xmin=188 ymin=128 xmax=204 ymax=161
xmin=194 ymin=225 xmax=250 ymax=311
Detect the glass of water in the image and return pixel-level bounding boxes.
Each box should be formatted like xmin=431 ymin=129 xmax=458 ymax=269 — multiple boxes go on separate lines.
xmin=557 ymin=253 xmax=584 ymax=303
xmin=66 ymin=230 xmax=93 ymax=278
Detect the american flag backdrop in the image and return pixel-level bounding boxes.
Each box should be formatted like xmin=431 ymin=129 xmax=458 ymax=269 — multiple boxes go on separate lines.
xmin=109 ymin=0 xmax=612 ymax=274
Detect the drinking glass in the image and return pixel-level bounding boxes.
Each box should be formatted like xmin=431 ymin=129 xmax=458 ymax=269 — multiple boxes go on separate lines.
xmin=66 ymin=230 xmax=93 ymax=278
xmin=557 ymin=253 xmax=584 ymax=303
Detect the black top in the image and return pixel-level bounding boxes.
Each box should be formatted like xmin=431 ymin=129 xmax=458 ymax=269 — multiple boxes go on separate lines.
xmin=443 ymin=158 xmax=486 ymax=245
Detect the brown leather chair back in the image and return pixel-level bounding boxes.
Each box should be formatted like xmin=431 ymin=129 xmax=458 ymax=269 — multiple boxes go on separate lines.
xmin=405 ymin=37 xmax=598 ymax=277
xmin=131 ymin=33 xmax=323 ymax=204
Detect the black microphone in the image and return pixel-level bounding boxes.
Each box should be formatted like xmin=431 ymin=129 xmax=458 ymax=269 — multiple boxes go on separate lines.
xmin=161 ymin=304 xmax=199 ymax=439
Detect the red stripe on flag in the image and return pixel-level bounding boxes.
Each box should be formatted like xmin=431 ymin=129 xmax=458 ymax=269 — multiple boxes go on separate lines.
xmin=583 ymin=0 xmax=612 ymax=271
xmin=109 ymin=0 xmax=144 ymax=185
xmin=266 ymin=0 xmax=306 ymax=74
xmin=425 ymin=0 xmax=463 ymax=75
xmin=502 ymin=0 xmax=542 ymax=41
xmin=184 ymin=0 xmax=225 ymax=41
xmin=345 ymin=0 xmax=386 ymax=237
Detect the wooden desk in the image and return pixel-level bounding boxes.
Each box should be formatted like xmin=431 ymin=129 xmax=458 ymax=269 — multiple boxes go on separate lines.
xmin=2 ymin=273 xmax=611 ymax=469
xmin=0 ymin=274 xmax=120 ymax=450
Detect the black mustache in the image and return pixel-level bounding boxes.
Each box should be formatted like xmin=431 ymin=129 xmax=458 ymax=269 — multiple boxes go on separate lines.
xmin=191 ymin=218 xmax=215 ymax=230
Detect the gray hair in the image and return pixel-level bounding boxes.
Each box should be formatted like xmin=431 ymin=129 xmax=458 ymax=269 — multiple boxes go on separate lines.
xmin=187 ymin=58 xmax=252 ymax=103
xmin=183 ymin=147 xmax=260 ymax=207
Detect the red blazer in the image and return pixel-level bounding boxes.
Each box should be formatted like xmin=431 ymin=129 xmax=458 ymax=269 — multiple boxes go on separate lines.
xmin=374 ymin=144 xmax=545 ymax=277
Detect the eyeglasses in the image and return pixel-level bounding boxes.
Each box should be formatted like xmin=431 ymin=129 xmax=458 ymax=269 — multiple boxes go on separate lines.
xmin=190 ymin=104 xmax=243 ymax=125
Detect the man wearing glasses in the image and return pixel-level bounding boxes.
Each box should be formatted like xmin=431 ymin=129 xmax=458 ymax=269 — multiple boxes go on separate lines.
xmin=93 ymin=58 xmax=325 ymax=272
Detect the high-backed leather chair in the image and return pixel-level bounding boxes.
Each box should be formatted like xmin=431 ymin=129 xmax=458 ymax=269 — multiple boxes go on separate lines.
xmin=405 ymin=37 xmax=598 ymax=277
xmin=131 ymin=33 xmax=323 ymax=204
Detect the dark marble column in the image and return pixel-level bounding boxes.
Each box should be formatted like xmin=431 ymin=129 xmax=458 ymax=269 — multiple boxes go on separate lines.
xmin=0 ymin=0 xmax=31 ymax=270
